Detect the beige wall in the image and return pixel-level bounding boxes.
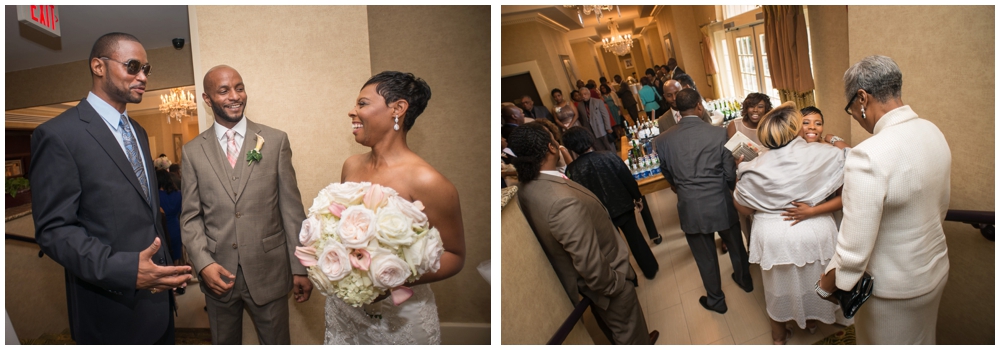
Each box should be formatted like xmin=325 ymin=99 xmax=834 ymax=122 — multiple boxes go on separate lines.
xmin=132 ymin=109 xmax=199 ymax=163
xmin=600 ymin=48 xmax=624 ymax=80
xmin=644 ymin=25 xmax=665 ymax=67
xmin=846 ymin=5 xmax=994 ymax=344
xmin=501 ymin=20 xmax=577 ymax=95
xmin=5 ymin=45 xmax=194 ymax=110
xmin=6 ymin=216 xmax=70 ymax=341
xmin=571 ymin=40 xmax=601 ymax=83
xmin=366 ymin=5 xmax=491 ymax=325
xmin=805 ymin=5 xmax=851 ymax=145
xmin=656 ymin=5 xmax=711 ymax=98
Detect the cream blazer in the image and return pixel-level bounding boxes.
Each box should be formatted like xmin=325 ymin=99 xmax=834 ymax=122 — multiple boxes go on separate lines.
xmin=826 ymin=106 xmax=951 ymax=299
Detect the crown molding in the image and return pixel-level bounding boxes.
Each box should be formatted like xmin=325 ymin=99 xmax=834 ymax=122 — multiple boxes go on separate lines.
xmin=502 ymin=13 xmax=570 ymax=33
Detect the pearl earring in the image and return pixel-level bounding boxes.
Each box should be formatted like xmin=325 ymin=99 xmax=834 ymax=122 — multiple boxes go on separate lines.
xmin=393 ymin=115 xmax=400 ymax=131
xmin=861 ymin=107 xmax=866 ymax=120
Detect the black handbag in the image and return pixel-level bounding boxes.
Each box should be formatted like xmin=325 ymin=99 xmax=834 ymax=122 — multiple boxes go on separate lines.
xmin=833 ymin=272 xmax=874 ymax=319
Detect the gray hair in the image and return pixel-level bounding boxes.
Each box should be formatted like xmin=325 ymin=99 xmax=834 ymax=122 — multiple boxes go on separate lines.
xmin=843 ymin=55 xmax=903 ymax=103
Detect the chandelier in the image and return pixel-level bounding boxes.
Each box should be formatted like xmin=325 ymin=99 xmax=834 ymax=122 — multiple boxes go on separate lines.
xmin=158 ymin=88 xmax=196 ymax=124
xmin=564 ymin=5 xmax=620 ymax=25
xmin=602 ymin=19 xmax=633 ymax=56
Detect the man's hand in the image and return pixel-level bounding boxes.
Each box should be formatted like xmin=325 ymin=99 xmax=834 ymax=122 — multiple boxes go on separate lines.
xmin=292 ymin=275 xmax=313 ymax=303
xmin=200 ymin=262 xmax=236 ymax=296
xmin=136 ymin=237 xmax=192 ymax=292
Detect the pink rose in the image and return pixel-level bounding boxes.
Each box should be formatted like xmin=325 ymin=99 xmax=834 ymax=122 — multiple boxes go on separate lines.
xmin=364 ymin=184 xmax=388 ymax=210
xmin=299 ymin=216 xmax=321 ymax=246
xmin=368 ymin=249 xmax=411 ymax=289
xmin=350 ymin=249 xmax=371 ymax=271
xmin=294 ymin=246 xmax=317 ymax=267
xmin=318 ymin=240 xmax=352 ymax=281
xmin=328 ymin=202 xmax=346 ymax=218
xmin=338 ymin=206 xmax=377 ymax=249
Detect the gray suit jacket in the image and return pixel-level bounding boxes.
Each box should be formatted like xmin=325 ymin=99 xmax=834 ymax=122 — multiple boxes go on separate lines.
xmin=658 ymin=104 xmax=713 ymax=134
xmin=31 ymin=99 xmax=173 ymax=344
xmin=517 ymin=173 xmax=635 ymax=310
xmin=181 ymin=118 xmax=306 ymax=305
xmin=584 ymin=98 xmax=611 ymax=137
xmin=653 ymin=116 xmax=738 ymax=234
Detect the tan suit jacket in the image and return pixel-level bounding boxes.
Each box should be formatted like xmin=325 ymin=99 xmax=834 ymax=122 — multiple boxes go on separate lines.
xmin=181 ymin=118 xmax=306 ymax=305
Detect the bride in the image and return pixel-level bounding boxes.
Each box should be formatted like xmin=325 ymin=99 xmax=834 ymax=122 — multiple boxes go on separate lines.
xmin=324 ymin=71 xmax=466 ymax=344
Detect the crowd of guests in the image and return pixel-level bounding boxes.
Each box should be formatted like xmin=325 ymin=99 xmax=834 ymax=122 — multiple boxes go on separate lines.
xmin=502 ymin=55 xmax=951 ymax=345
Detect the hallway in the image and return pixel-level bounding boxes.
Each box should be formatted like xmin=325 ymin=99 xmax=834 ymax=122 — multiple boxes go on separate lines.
xmin=626 ymin=189 xmax=849 ymax=345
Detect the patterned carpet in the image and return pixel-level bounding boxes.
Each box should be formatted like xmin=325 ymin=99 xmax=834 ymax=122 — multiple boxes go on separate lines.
xmin=20 ymin=328 xmax=212 ymax=345
xmin=813 ymin=325 xmax=856 ymax=345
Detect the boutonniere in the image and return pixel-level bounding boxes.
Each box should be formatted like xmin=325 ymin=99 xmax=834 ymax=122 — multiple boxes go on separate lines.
xmin=246 ymin=133 xmax=264 ymax=165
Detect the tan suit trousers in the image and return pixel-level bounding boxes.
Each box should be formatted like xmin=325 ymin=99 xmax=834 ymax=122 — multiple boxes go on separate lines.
xmin=205 ymin=265 xmax=290 ymax=344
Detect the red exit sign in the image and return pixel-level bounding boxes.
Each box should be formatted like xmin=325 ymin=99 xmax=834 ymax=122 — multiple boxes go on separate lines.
xmin=17 ymin=5 xmax=61 ymax=38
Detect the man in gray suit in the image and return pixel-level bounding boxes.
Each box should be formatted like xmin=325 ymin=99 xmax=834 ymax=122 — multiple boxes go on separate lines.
xmin=659 ymin=79 xmax=714 ymax=134
xmin=653 ymin=89 xmax=752 ymax=314
xmin=580 ymin=88 xmax=615 ymax=152
xmin=509 ymin=123 xmax=657 ymax=345
xmin=181 ymin=65 xmax=312 ymax=344
xmin=520 ymin=95 xmax=553 ymax=123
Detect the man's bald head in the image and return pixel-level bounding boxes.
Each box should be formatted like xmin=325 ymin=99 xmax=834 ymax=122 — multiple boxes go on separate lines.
xmin=202 ymin=65 xmax=247 ymax=127
xmin=203 ymin=65 xmax=241 ymax=91
xmin=662 ymin=80 xmax=682 ymax=110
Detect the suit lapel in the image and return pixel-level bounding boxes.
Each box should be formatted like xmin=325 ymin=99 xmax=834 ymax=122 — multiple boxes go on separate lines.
xmin=80 ymin=100 xmax=150 ymax=206
xmin=233 ymin=119 xmax=261 ymax=202
xmin=200 ymin=128 xmax=238 ymax=203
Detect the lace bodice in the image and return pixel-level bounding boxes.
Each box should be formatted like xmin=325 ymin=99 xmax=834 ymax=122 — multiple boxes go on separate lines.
xmin=324 ymin=284 xmax=441 ymax=345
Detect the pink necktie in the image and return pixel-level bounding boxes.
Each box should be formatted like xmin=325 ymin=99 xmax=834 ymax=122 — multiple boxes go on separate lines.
xmin=226 ymin=129 xmax=238 ymax=168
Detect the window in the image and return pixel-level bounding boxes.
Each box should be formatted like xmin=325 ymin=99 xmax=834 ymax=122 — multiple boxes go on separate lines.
xmin=736 ymin=36 xmax=758 ymax=94
xmin=723 ymin=5 xmax=758 ymax=19
xmin=759 ymin=34 xmax=779 ymax=98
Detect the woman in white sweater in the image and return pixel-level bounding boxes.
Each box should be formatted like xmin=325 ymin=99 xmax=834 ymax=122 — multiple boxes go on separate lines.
xmin=817 ymin=55 xmax=951 ymax=345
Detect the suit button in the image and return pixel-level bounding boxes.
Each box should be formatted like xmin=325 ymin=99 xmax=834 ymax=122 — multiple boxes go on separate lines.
xmin=232 ymin=176 xmax=237 ymax=180
xmin=159 ymin=258 xmax=165 ymax=264
xmin=236 ymin=212 xmax=242 ymax=218
xmin=232 ymin=243 xmax=238 ymax=249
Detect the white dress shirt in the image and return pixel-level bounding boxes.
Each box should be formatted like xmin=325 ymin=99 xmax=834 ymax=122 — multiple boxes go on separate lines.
xmin=213 ymin=116 xmax=248 ymax=155
xmin=86 ymin=91 xmax=148 ymax=174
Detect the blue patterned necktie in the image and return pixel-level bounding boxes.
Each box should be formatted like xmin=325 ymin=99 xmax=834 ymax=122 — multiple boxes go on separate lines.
xmin=119 ymin=114 xmax=149 ymax=201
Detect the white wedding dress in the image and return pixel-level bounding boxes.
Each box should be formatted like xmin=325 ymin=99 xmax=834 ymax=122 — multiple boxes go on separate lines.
xmin=324 ymin=284 xmax=441 ymax=344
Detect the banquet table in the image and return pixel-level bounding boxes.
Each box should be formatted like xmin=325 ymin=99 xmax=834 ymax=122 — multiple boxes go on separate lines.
xmin=619 ymin=136 xmax=671 ymax=195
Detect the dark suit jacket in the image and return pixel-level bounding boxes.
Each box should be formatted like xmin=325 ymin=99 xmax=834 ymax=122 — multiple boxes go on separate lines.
xmin=31 ymin=98 xmax=173 ymax=344
xmin=653 ymin=116 xmax=738 ymax=234
xmin=517 ymin=173 xmax=635 ymax=310
xmin=616 ymin=84 xmax=637 ymax=109
xmin=524 ymin=105 xmax=554 ymax=123
xmin=565 ymin=151 xmax=641 ymax=219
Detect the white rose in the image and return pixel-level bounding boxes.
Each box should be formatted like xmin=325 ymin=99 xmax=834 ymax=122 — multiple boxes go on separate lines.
xmin=403 ymin=227 xmax=445 ymax=276
xmin=318 ymin=240 xmax=352 ymax=281
xmin=307 ymin=267 xmax=335 ymax=296
xmin=308 ymin=188 xmax=334 ymax=217
xmin=299 ymin=216 xmax=321 ymax=246
xmin=329 ymin=182 xmax=370 ymax=206
xmin=375 ymin=207 xmax=415 ymax=248
xmin=387 ymin=195 xmax=428 ymax=229
xmin=368 ymin=249 xmax=412 ymax=289
xmin=338 ymin=206 xmax=377 ymax=249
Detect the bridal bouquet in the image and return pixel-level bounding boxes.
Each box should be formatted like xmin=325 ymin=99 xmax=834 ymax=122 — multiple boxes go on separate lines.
xmin=294 ymin=182 xmax=445 ymax=307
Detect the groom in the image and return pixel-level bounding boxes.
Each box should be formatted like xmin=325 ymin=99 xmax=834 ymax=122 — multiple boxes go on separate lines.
xmin=181 ymin=65 xmax=312 ymax=344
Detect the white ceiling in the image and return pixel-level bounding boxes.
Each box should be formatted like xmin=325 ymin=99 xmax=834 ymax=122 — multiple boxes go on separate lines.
xmin=5 ymin=5 xmax=191 ymax=73
xmin=501 ymin=5 xmax=654 ymax=42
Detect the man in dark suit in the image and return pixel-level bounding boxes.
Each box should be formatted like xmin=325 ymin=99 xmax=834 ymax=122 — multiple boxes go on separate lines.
xmin=509 ymin=123 xmax=657 ymax=345
xmin=519 ymin=95 xmax=553 ymax=123
xmin=501 ymin=102 xmax=524 ymax=140
xmin=30 ymin=32 xmax=193 ymax=344
xmin=653 ymin=88 xmax=752 ymax=315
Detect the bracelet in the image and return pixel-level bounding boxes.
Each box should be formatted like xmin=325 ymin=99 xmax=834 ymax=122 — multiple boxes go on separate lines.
xmin=828 ymin=135 xmax=845 ymax=144
xmin=814 ymin=281 xmax=833 ymax=298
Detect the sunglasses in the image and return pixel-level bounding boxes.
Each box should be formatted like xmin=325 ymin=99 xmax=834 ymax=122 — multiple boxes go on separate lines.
xmin=100 ymin=57 xmax=151 ymax=76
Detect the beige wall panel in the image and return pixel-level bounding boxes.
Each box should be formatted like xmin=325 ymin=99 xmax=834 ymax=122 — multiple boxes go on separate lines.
xmin=501 ymin=21 xmax=574 ymax=93
xmin=847 ymin=5 xmax=994 ymax=211
xmin=645 ymin=25 xmax=665 ymax=67
xmin=570 ymin=40 xmax=600 ymax=83
xmin=132 ymin=109 xmax=198 ymax=163
xmin=601 ymin=48 xmax=624 ymax=80
xmin=191 ymin=5 xmax=372 ymax=344
xmin=629 ymin=39 xmax=649 ymax=76
xmin=6 ymin=217 xmax=71 ymax=341
xmin=5 ymin=46 xmax=194 ymax=110
xmin=366 ymin=5 xmax=491 ymax=325
xmin=805 ymin=5 xmax=851 ymax=145
xmin=501 ymin=193 xmax=593 ymax=345
xmin=692 ymin=5 xmax=718 ymax=26
xmin=667 ymin=6 xmax=710 ymax=98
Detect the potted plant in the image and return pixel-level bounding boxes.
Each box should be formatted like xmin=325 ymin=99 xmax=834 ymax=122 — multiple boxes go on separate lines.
xmin=6 ymin=177 xmax=31 ymax=208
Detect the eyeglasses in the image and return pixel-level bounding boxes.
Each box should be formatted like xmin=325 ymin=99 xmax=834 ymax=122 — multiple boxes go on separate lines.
xmin=100 ymin=57 xmax=151 ymax=76
xmin=844 ymin=91 xmax=862 ymax=116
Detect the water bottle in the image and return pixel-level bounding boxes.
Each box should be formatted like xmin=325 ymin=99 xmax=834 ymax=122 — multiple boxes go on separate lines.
xmin=631 ymin=163 xmax=640 ymax=180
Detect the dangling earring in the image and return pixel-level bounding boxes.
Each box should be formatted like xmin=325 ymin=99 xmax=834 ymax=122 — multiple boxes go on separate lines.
xmin=393 ymin=115 xmax=400 ymax=131
xmin=860 ymin=107 xmax=866 ymax=120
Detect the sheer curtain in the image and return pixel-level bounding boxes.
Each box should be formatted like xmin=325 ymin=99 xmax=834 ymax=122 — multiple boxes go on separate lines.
xmin=762 ymin=5 xmax=816 ymax=108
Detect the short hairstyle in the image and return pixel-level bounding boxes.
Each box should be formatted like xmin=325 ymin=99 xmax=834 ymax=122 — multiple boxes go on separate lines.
xmin=614 ymin=74 xmax=622 ymax=81
xmin=508 ymin=123 xmax=554 ymax=184
xmin=800 ymin=106 xmax=824 ymax=122
xmin=640 ymin=76 xmax=651 ymax=87
xmin=741 ymin=92 xmax=773 ymax=119
xmin=156 ymin=169 xmax=179 ymax=193
xmin=667 ymin=58 xmax=678 ymax=67
xmin=520 ymin=94 xmax=533 ymax=101
xmin=757 ymin=102 xmax=802 ymax=149
xmin=673 ymin=73 xmax=696 ymax=90
xmin=88 ymin=32 xmax=141 ymax=76
xmin=599 ymin=77 xmax=608 ymax=84
xmin=562 ymin=126 xmax=595 ymax=155
xmin=843 ymin=55 xmax=902 ymax=103
xmin=362 ymin=71 xmax=431 ymax=132
xmin=168 ymin=163 xmax=180 ymax=174
xmin=533 ymin=118 xmax=564 ymax=145
xmin=599 ymin=84 xmax=611 ymax=95
xmin=550 ymin=88 xmax=562 ymax=97
xmin=501 ymin=102 xmax=519 ymax=122
xmin=585 ymin=81 xmax=596 ymax=89
xmin=674 ymin=88 xmax=702 ymax=112
xmin=644 ymin=68 xmax=656 ymax=77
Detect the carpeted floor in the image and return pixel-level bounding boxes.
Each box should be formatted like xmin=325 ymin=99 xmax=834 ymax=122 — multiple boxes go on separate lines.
xmin=20 ymin=328 xmax=213 ymax=345
xmin=813 ymin=324 xmax=856 ymax=345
